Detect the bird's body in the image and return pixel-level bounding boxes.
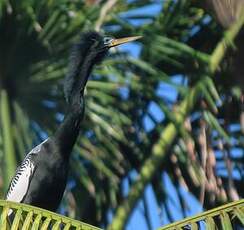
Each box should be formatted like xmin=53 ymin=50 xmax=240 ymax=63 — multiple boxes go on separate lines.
xmin=5 ymin=31 xmax=141 ymax=213
xmin=7 ymin=138 xmax=68 ymax=211
xmin=6 ymin=102 xmax=83 ymax=211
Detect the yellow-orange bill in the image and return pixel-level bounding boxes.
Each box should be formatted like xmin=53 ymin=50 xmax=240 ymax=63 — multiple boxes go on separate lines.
xmin=108 ymin=36 xmax=142 ymax=47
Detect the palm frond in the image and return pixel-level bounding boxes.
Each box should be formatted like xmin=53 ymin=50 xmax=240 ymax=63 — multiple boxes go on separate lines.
xmin=0 ymin=200 xmax=101 ymax=230
xmin=159 ymin=199 xmax=244 ymax=229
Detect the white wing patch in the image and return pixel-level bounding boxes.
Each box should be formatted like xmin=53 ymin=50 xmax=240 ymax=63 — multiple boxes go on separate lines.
xmin=6 ymin=138 xmax=49 ymax=215
xmin=6 ymin=138 xmax=48 ymax=202
xmin=6 ymin=156 xmax=35 ymax=203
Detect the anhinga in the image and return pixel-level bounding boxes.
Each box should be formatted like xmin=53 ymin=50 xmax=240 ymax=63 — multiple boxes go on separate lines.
xmin=5 ymin=31 xmax=141 ymax=212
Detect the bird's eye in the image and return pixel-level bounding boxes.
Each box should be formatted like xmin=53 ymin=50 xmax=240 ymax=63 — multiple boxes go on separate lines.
xmin=103 ymin=36 xmax=113 ymax=45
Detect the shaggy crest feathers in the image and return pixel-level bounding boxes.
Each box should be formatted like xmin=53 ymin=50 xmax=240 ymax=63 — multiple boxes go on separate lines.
xmin=64 ymin=31 xmax=105 ymax=104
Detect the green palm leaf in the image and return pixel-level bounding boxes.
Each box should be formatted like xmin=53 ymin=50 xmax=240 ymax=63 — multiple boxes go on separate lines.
xmin=0 ymin=200 xmax=101 ymax=230
xmin=159 ymin=199 xmax=244 ymax=230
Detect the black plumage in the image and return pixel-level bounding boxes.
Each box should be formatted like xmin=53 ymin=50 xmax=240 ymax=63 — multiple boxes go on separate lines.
xmin=5 ymin=31 xmax=141 ymax=212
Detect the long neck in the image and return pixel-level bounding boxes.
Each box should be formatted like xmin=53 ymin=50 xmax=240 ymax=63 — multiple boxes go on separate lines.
xmin=55 ymin=45 xmax=98 ymax=159
xmin=64 ymin=43 xmax=98 ymax=105
xmin=70 ymin=59 xmax=94 ymax=106
xmin=54 ymin=99 xmax=84 ymax=159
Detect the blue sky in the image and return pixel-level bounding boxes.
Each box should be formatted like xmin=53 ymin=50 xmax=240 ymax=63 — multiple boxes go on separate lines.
xmin=126 ymin=173 xmax=202 ymax=230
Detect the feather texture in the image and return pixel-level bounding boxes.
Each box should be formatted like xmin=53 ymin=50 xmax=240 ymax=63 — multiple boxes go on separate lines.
xmin=6 ymin=155 xmax=35 ymax=203
xmin=6 ymin=139 xmax=48 ymax=203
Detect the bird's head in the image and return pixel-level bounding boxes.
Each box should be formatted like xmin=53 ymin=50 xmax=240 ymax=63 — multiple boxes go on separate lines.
xmin=64 ymin=31 xmax=141 ymax=105
xmin=77 ymin=31 xmax=141 ymax=63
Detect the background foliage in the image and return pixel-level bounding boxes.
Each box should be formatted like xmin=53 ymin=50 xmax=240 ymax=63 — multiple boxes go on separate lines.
xmin=0 ymin=0 xmax=243 ymax=229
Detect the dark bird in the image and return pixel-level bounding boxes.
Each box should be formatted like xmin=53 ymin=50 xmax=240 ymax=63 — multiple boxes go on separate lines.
xmin=5 ymin=31 xmax=141 ymax=212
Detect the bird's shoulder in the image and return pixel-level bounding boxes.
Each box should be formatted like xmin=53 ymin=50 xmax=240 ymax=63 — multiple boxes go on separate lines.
xmin=24 ymin=138 xmax=56 ymax=161
xmin=28 ymin=138 xmax=50 ymax=155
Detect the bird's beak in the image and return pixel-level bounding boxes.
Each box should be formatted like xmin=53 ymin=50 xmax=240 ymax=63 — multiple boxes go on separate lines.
xmin=108 ymin=36 xmax=142 ymax=48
